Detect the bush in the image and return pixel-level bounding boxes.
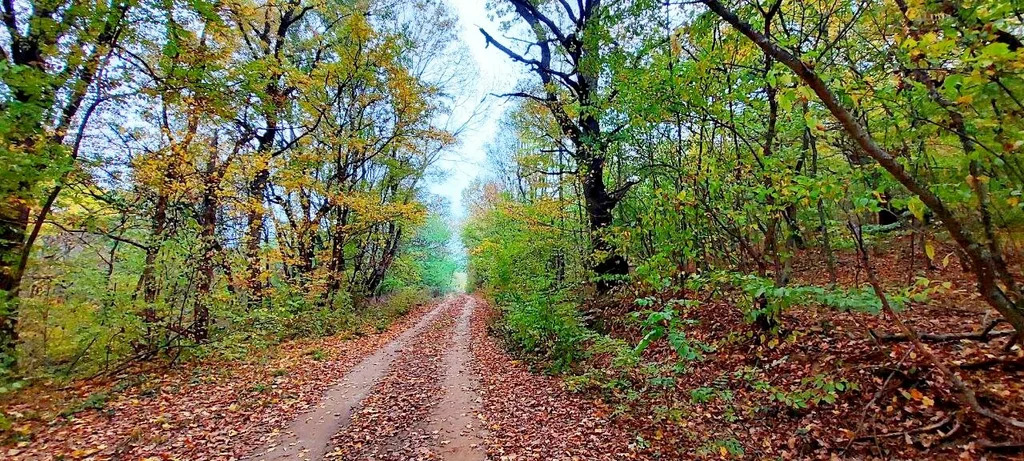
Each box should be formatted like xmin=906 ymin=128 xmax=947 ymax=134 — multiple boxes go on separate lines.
xmin=495 ymin=291 xmax=596 ymax=373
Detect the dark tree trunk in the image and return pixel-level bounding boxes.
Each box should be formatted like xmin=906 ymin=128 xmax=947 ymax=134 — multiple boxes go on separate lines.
xmin=0 ymin=202 xmax=29 ymax=362
xmin=194 ymin=153 xmax=222 ymax=341
xmin=134 ymin=187 xmax=169 ymax=349
xmin=138 ymin=192 xmax=167 ymax=305
xmin=365 ymin=226 xmax=402 ymax=295
xmin=325 ymin=207 xmax=350 ymax=306
xmin=245 ymin=168 xmax=269 ymax=309
xmin=581 ymin=155 xmax=628 ymax=293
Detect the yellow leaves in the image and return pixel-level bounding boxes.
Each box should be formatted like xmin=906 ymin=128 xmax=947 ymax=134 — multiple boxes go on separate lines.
xmin=907 ymin=196 xmax=926 ymax=222
xmin=471 ymin=239 xmax=500 ymax=257
xmin=69 ymin=446 xmax=106 ymax=459
xmin=904 ymin=387 xmax=934 ymax=407
xmin=955 ymin=95 xmax=974 ymax=105
xmin=345 ymin=12 xmax=375 ymax=43
xmin=942 ymin=252 xmax=955 ymax=269
xmin=337 ymin=192 xmax=427 ymax=232
xmin=669 ymin=33 xmax=682 ymax=58
xmin=966 ymin=174 xmax=990 ymax=189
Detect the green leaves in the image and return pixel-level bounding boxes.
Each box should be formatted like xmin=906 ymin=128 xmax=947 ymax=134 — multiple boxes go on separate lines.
xmin=907 ymin=196 xmax=927 ymax=222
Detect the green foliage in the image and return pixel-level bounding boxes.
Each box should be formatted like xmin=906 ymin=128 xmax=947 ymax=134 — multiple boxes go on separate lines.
xmin=697 ymin=438 xmax=744 ymax=458
xmin=383 ymin=214 xmax=461 ymax=295
xmin=630 ymin=299 xmax=711 ymax=365
xmin=689 ymin=386 xmax=716 ymax=404
xmin=307 ymin=348 xmax=327 ymax=362
xmin=498 ymin=293 xmax=595 ymax=373
xmin=462 ymin=178 xmax=600 ymax=373
xmin=684 ymin=271 xmax=938 ymax=330
xmin=60 ymin=391 xmax=110 ymax=417
xmin=766 ymin=374 xmax=859 ymax=410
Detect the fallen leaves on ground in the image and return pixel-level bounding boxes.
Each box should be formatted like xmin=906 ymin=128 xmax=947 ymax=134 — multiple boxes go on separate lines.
xmin=577 ymin=235 xmax=1024 ymax=459
xmin=1 ymin=302 xmax=436 ymax=460
xmin=468 ymin=300 xmax=640 ymax=461
xmin=327 ymin=299 xmax=457 ymax=460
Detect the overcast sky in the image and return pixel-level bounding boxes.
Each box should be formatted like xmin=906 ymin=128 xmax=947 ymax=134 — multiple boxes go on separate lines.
xmin=427 ymin=1 xmax=523 ymax=222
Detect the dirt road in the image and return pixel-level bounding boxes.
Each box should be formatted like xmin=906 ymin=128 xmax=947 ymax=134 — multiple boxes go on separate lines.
xmin=248 ymin=295 xmax=488 ymax=461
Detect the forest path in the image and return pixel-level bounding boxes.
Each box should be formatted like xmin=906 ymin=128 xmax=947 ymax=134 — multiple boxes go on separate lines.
xmin=4 ymin=295 xmax=628 ymax=461
xmin=248 ymin=300 xmax=446 ymax=460
xmin=421 ymin=297 xmax=487 ymax=461
xmin=248 ymin=295 xmax=486 ymax=461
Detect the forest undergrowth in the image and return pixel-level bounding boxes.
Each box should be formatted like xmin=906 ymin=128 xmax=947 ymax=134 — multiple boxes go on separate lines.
xmin=473 ymin=232 xmax=1024 ymax=459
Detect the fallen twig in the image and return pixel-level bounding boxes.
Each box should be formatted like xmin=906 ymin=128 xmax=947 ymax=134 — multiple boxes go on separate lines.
xmin=957 ymin=357 xmax=1024 ymax=371
xmin=854 ymin=414 xmax=953 ymax=440
xmin=979 ymin=439 xmax=1024 ymax=452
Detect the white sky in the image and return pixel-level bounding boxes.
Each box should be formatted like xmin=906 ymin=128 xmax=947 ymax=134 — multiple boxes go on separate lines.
xmin=428 ymin=0 xmax=523 ymax=222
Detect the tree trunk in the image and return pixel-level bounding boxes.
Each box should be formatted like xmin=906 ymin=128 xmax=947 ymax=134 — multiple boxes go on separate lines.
xmin=245 ymin=169 xmax=269 ymax=309
xmin=134 ymin=189 xmax=169 ymax=349
xmin=581 ymin=152 xmax=628 ymax=294
xmin=138 ymin=191 xmax=167 ymax=305
xmin=325 ymin=207 xmax=350 ymax=306
xmin=365 ymin=226 xmax=402 ymax=296
xmin=194 ymin=155 xmax=221 ymax=341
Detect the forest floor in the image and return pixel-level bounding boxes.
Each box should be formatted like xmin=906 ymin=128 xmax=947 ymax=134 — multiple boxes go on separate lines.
xmin=0 ymin=295 xmax=632 ymax=460
xmin=584 ymin=234 xmax=1024 ymax=460
xmin=4 ymin=236 xmax=1024 ymax=460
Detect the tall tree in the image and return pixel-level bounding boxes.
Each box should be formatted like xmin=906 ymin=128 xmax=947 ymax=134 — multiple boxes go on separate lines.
xmin=481 ymin=0 xmax=637 ymax=293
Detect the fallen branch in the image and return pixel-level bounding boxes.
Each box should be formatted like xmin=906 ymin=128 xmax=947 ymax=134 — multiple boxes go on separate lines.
xmin=979 ymin=439 xmax=1024 ymax=452
xmin=940 ymin=418 xmax=962 ymax=441
xmin=871 ymin=322 xmax=1014 ymax=343
xmin=957 ymin=357 xmax=1024 ymax=371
